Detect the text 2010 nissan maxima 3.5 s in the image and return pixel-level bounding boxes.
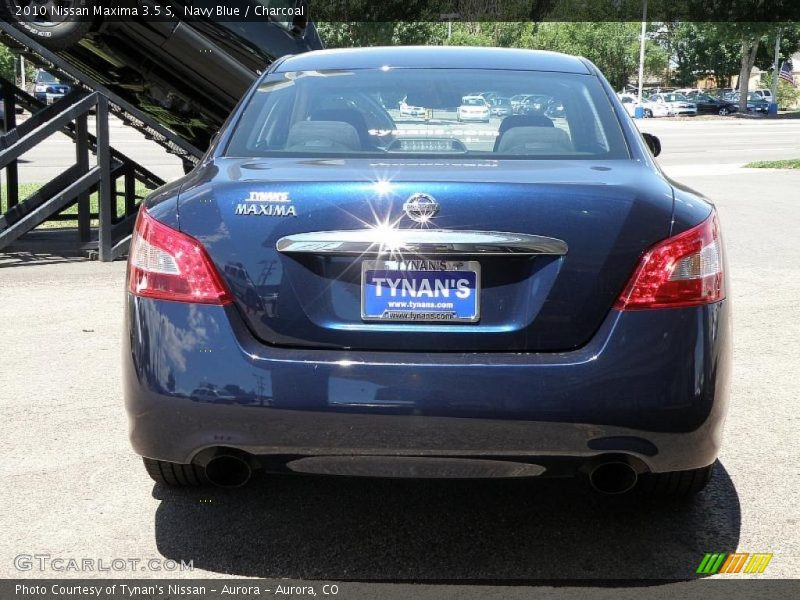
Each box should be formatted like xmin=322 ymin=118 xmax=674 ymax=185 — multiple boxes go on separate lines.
xmin=125 ymin=47 xmax=730 ymax=497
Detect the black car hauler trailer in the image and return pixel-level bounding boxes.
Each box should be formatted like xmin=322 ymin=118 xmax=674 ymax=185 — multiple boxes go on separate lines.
xmin=0 ymin=21 xmax=202 ymax=261
xmin=0 ymin=6 xmax=321 ymax=260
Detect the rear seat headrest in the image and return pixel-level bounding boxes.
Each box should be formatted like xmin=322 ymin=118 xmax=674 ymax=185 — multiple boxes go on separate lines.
xmin=496 ymin=126 xmax=573 ymax=155
xmin=286 ymin=121 xmax=361 ymax=151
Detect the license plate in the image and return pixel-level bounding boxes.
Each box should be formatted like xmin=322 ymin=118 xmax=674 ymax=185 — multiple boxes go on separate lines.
xmin=361 ymin=260 xmax=480 ymax=323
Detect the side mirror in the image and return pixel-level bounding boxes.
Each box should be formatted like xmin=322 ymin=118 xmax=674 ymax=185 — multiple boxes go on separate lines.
xmin=642 ymin=132 xmax=661 ymax=157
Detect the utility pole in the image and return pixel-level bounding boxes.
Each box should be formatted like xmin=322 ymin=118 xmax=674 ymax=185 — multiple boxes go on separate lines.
xmin=441 ymin=13 xmax=459 ymax=42
xmin=769 ymin=28 xmax=782 ymax=116
xmin=636 ymin=0 xmax=648 ymax=118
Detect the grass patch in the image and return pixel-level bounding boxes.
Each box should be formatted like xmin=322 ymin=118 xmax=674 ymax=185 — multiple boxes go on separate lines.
xmin=1 ymin=181 xmax=152 ymax=229
xmin=744 ymin=159 xmax=800 ymax=169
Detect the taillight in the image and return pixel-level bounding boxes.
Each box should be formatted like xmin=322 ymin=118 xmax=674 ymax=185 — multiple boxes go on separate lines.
xmin=127 ymin=209 xmax=232 ymax=305
xmin=614 ymin=212 xmax=724 ymax=310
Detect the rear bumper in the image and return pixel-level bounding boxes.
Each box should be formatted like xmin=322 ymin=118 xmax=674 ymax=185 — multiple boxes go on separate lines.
xmin=34 ymin=92 xmax=66 ymax=104
xmin=124 ymin=297 xmax=731 ymax=475
xmin=458 ymin=113 xmax=490 ymax=121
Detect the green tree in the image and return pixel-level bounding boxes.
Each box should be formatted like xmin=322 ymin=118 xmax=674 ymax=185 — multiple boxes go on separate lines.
xmin=527 ymin=22 xmax=666 ymax=90
xmin=754 ymin=24 xmax=800 ymax=71
xmin=0 ymin=43 xmax=16 ymax=83
xmin=723 ymin=23 xmax=778 ymax=112
xmin=391 ymin=22 xmax=446 ymax=46
xmin=668 ymin=23 xmax=741 ymax=87
xmin=762 ymin=73 xmax=800 ymax=109
xmin=316 ymin=22 xmax=395 ymax=48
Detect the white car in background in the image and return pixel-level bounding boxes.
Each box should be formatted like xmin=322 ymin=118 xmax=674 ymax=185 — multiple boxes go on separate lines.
xmin=457 ymin=96 xmax=491 ymax=122
xmin=648 ymin=93 xmax=697 ymax=116
xmin=617 ymin=93 xmax=668 ymax=118
xmin=399 ymin=98 xmax=426 ymax=118
xmin=751 ymin=88 xmax=773 ymax=101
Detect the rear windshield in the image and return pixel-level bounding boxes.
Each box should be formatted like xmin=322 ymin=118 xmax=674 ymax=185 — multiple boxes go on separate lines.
xmin=225 ymin=68 xmax=630 ymax=160
xmin=36 ymin=72 xmax=60 ymax=84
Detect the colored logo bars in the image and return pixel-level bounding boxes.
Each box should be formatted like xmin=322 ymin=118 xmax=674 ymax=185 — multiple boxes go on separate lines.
xmin=697 ymin=552 xmax=773 ymax=574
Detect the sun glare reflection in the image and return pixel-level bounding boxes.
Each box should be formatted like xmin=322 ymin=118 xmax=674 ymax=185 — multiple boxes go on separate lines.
xmin=368 ymin=215 xmax=410 ymax=258
xmin=373 ymin=178 xmax=393 ymax=196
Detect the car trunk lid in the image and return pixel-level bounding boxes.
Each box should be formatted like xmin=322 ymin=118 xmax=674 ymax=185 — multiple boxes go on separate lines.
xmin=177 ymin=158 xmax=674 ymax=352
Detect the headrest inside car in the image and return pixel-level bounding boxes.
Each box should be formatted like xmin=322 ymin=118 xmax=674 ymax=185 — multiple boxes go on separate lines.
xmin=286 ymin=121 xmax=361 ymax=151
xmin=498 ymin=114 xmax=554 ymax=133
xmin=496 ymin=126 xmax=573 ymax=155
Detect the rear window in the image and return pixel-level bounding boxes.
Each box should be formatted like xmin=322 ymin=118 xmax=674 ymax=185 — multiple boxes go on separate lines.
xmin=225 ymin=68 xmax=629 ymax=160
xmin=36 ymin=72 xmax=60 ymax=84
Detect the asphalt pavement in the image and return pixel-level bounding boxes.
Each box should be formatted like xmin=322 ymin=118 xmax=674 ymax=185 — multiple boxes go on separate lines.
xmin=0 ymin=118 xmax=798 ymax=589
xmin=0 ymin=114 xmax=185 ymax=185
xmin=639 ymin=117 xmax=800 ymax=175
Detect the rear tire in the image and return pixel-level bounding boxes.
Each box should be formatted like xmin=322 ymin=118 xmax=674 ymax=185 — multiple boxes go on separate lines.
xmin=638 ymin=464 xmax=714 ymax=498
xmin=143 ymin=457 xmax=207 ymax=487
xmin=7 ymin=0 xmax=95 ymax=50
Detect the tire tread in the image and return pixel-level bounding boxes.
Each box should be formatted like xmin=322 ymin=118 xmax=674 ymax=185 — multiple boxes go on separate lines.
xmin=639 ymin=464 xmax=714 ymax=498
xmin=142 ymin=457 xmax=207 ymax=487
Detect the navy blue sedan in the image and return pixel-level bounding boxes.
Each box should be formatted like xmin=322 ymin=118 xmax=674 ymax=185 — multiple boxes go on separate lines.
xmin=125 ymin=47 xmax=730 ymax=497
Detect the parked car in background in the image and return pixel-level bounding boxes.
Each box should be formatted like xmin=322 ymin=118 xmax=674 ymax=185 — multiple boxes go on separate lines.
xmin=32 ymin=70 xmax=71 ymax=105
xmin=618 ymin=94 xmax=642 ymax=117
xmin=544 ymin=99 xmax=566 ymax=119
xmin=399 ymin=98 xmax=427 ymax=118
xmin=515 ymin=94 xmax=552 ymax=115
xmin=642 ymin=87 xmax=675 ymax=97
xmin=510 ymin=94 xmax=533 ymax=113
xmin=489 ymin=97 xmax=512 ymax=117
xmin=457 ymin=95 xmax=491 ymax=122
xmin=723 ymin=92 xmax=769 ymax=114
xmin=744 ymin=93 xmax=770 ymax=113
xmin=618 ymin=93 xmax=668 ymax=118
xmin=473 ymin=91 xmax=503 ymax=105
xmin=190 ymin=387 xmax=237 ymax=404
xmin=751 ymin=88 xmax=773 ymax=101
xmin=691 ymin=93 xmax=738 ymax=116
xmin=649 ymin=93 xmax=697 ymax=116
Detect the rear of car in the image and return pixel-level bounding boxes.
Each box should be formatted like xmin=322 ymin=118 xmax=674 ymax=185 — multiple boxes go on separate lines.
xmin=664 ymin=93 xmax=697 ymax=116
xmin=32 ymin=71 xmax=70 ymax=105
xmin=490 ymin=97 xmax=512 ymax=117
xmin=399 ymin=99 xmax=426 ymax=117
xmin=746 ymin=93 xmax=769 ymax=114
xmin=124 ymin=47 xmax=730 ymax=497
xmin=457 ymin=96 xmax=491 ymax=122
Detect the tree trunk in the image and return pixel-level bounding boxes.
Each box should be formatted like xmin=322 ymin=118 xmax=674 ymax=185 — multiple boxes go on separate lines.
xmin=738 ymin=37 xmax=760 ymax=113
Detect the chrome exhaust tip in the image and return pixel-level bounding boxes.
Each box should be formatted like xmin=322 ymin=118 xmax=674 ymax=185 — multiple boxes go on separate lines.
xmin=204 ymin=453 xmax=253 ymax=488
xmin=588 ymin=461 xmax=639 ymax=495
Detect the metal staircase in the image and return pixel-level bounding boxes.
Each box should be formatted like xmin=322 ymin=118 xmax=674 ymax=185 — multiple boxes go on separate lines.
xmin=0 ymin=21 xmax=204 ymax=261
